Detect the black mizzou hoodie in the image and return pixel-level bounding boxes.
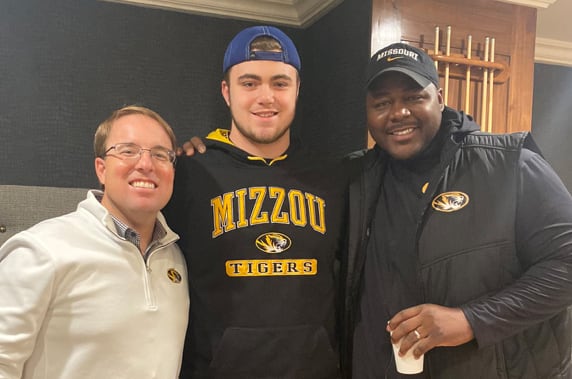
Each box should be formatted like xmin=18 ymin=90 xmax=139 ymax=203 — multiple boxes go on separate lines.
xmin=164 ymin=129 xmax=352 ymax=379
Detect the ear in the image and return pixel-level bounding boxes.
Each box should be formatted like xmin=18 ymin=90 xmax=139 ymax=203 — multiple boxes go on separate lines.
xmin=94 ymin=157 xmax=106 ymax=187
xmin=436 ymin=87 xmax=445 ymax=111
xmin=221 ymin=80 xmax=230 ymax=107
xmin=296 ymin=79 xmax=301 ymax=98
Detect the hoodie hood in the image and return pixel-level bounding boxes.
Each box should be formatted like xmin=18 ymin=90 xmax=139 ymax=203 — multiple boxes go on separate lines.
xmin=203 ymin=128 xmax=305 ymax=167
xmin=443 ymin=106 xmax=480 ymax=139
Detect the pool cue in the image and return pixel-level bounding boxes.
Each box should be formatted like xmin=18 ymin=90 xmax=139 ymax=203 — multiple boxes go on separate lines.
xmin=444 ymin=26 xmax=451 ymax=105
xmin=465 ymin=35 xmax=472 ymax=114
xmin=480 ymin=37 xmax=490 ymax=131
xmin=434 ymin=26 xmax=440 ymax=70
xmin=487 ymin=38 xmax=495 ymax=133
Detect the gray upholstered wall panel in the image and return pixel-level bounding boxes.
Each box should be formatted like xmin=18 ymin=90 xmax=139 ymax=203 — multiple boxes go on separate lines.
xmin=0 ymin=185 xmax=89 ymax=245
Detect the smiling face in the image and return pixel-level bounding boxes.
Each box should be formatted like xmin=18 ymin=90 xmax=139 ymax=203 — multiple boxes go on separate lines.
xmin=95 ymin=113 xmax=175 ymax=228
xmin=221 ymin=59 xmax=300 ymax=158
xmin=366 ymin=72 xmax=444 ymax=160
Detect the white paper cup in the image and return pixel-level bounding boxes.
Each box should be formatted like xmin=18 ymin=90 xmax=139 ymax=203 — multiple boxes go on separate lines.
xmin=392 ymin=337 xmax=424 ymax=374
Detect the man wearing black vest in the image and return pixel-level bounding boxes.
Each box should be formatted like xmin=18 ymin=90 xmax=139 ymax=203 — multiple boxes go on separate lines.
xmin=342 ymin=43 xmax=572 ymax=378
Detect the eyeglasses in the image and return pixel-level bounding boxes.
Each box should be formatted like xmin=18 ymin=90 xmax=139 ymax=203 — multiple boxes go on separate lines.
xmin=103 ymin=143 xmax=176 ymax=164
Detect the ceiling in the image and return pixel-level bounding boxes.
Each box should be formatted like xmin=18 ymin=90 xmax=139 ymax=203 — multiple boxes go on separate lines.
xmin=103 ymin=0 xmax=572 ymax=66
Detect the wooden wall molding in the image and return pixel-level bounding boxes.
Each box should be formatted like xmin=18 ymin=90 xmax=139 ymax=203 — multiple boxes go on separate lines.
xmin=101 ymin=0 xmax=556 ymax=26
xmin=535 ymin=37 xmax=572 ymax=67
xmin=101 ymin=0 xmax=343 ymax=27
xmin=494 ymin=0 xmax=556 ymax=8
xmin=102 ymin=0 xmax=570 ymax=66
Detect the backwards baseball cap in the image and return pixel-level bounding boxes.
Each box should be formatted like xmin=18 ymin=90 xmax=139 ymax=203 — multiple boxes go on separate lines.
xmin=366 ymin=42 xmax=440 ymax=89
xmin=223 ymin=25 xmax=301 ymax=73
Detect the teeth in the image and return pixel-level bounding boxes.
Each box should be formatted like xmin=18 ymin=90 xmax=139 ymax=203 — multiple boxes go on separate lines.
xmin=131 ymin=181 xmax=155 ymax=189
xmin=257 ymin=112 xmax=276 ymax=117
xmin=392 ymin=127 xmax=414 ymax=136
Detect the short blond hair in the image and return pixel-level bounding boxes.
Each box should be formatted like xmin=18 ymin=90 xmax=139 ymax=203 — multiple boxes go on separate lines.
xmin=94 ymin=105 xmax=177 ymax=158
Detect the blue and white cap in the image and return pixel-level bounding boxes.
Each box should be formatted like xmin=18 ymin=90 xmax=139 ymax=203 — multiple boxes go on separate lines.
xmin=222 ymin=26 xmax=301 ymax=73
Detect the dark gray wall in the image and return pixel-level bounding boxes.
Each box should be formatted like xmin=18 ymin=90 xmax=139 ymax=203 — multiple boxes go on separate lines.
xmin=11 ymin=1 xmax=568 ymax=192
xmin=0 ymin=0 xmax=369 ymax=188
xmin=298 ymin=0 xmax=371 ymax=156
xmin=531 ymin=63 xmax=572 ymax=191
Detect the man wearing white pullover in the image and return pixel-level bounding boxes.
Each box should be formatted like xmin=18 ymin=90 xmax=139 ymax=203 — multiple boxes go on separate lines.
xmin=0 ymin=106 xmax=189 ymax=379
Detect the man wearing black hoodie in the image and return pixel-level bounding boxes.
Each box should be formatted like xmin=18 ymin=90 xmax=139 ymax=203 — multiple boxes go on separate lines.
xmin=341 ymin=43 xmax=572 ymax=378
xmin=165 ymin=26 xmax=349 ymax=379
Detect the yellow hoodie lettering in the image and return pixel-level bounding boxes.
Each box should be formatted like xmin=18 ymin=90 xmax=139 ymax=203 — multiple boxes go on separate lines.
xmin=226 ymin=259 xmax=317 ymax=277
xmin=211 ymin=187 xmax=326 ymax=238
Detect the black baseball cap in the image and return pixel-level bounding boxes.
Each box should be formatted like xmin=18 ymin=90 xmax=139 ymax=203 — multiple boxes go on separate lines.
xmin=366 ymin=42 xmax=440 ymax=89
